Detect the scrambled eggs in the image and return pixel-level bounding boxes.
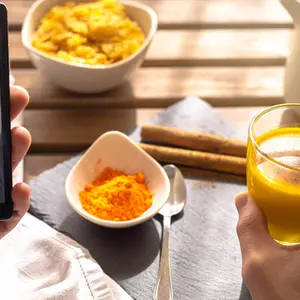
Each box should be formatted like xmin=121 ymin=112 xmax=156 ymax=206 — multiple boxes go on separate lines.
xmin=31 ymin=0 xmax=146 ymax=65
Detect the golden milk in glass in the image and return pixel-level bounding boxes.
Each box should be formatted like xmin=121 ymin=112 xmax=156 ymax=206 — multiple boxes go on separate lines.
xmin=247 ymin=104 xmax=300 ymax=245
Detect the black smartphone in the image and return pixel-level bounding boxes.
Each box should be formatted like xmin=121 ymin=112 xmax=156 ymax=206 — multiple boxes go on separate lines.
xmin=0 ymin=3 xmax=13 ymax=220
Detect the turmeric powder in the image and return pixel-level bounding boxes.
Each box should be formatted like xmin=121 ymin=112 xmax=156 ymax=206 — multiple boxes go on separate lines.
xmin=79 ymin=167 xmax=153 ymax=221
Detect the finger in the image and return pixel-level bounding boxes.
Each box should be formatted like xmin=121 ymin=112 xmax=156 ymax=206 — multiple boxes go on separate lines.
xmin=11 ymin=126 xmax=31 ymax=171
xmin=3 ymin=183 xmax=30 ymax=233
xmin=235 ymin=192 xmax=274 ymax=257
xmin=10 ymin=85 xmax=29 ymax=121
xmin=12 ymin=183 xmax=30 ymax=215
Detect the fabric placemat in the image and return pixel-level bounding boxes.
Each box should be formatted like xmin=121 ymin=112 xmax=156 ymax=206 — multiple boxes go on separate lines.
xmin=29 ymin=97 xmax=252 ymax=300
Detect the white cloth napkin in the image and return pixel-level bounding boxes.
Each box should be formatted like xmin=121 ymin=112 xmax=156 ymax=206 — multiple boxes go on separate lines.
xmin=0 ymin=213 xmax=133 ymax=300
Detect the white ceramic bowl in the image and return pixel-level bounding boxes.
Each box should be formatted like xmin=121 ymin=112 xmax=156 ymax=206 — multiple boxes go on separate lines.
xmin=65 ymin=131 xmax=170 ymax=228
xmin=21 ymin=0 xmax=158 ymax=94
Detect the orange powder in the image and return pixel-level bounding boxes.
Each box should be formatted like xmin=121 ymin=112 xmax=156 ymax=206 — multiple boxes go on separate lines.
xmin=79 ymin=167 xmax=153 ymax=221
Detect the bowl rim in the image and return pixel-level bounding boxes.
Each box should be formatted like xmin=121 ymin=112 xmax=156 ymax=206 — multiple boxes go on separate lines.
xmin=21 ymin=0 xmax=158 ymax=70
xmin=65 ymin=131 xmax=171 ymax=228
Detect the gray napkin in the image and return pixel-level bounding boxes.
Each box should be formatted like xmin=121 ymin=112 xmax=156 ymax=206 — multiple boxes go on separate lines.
xmin=29 ymin=97 xmax=251 ymax=300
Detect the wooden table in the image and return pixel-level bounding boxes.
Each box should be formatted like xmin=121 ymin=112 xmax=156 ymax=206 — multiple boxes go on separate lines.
xmin=4 ymin=0 xmax=293 ymax=182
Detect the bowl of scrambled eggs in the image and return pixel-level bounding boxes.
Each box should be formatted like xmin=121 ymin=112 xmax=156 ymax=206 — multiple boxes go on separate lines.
xmin=22 ymin=0 xmax=158 ymax=93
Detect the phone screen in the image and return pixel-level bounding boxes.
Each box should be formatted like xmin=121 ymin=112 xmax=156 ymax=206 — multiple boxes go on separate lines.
xmin=0 ymin=28 xmax=4 ymax=204
xmin=0 ymin=76 xmax=3 ymax=204
xmin=0 ymin=3 xmax=13 ymax=218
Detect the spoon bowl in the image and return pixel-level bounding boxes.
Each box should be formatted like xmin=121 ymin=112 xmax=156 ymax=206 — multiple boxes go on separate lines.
xmin=159 ymin=165 xmax=187 ymax=217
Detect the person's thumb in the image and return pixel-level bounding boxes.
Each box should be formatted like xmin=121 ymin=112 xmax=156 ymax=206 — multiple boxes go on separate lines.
xmin=235 ymin=192 xmax=273 ymax=256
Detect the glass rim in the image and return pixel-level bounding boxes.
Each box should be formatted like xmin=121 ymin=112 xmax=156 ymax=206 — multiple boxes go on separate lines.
xmin=249 ymin=103 xmax=300 ymax=172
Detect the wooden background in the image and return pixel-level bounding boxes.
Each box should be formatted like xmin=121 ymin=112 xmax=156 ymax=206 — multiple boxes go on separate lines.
xmin=4 ymin=0 xmax=292 ymax=181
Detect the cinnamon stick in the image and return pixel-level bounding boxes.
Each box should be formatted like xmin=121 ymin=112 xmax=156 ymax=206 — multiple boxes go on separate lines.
xmin=141 ymin=124 xmax=247 ymax=157
xmin=179 ymin=167 xmax=246 ymax=184
xmin=139 ymin=143 xmax=246 ymax=176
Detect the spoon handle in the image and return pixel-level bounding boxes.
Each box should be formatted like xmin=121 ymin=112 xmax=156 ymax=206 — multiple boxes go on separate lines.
xmin=153 ymin=215 xmax=173 ymax=300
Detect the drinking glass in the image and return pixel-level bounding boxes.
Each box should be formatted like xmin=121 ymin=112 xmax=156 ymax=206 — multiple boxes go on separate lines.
xmin=247 ymin=104 xmax=300 ymax=245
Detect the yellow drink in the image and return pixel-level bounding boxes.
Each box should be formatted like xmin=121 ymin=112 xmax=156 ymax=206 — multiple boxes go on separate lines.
xmin=247 ymin=127 xmax=300 ymax=244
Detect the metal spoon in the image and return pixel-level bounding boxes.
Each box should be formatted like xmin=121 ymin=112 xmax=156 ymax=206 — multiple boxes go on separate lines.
xmin=153 ymin=164 xmax=187 ymax=300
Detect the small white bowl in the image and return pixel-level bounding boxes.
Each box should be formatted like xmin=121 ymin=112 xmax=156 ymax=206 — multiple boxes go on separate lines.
xmin=65 ymin=131 xmax=170 ymax=228
xmin=21 ymin=0 xmax=158 ymax=94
